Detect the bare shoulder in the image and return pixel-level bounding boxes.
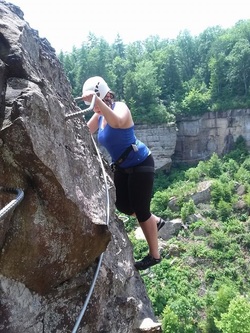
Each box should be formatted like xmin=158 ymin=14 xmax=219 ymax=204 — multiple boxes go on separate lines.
xmin=114 ymin=101 xmax=130 ymax=113
xmin=114 ymin=101 xmax=128 ymax=108
xmin=113 ymin=101 xmax=133 ymax=127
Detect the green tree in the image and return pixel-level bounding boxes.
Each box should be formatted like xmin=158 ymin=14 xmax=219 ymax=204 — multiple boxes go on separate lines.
xmin=181 ymin=199 xmax=196 ymax=222
xmin=206 ymin=284 xmax=238 ymax=333
xmin=112 ymin=34 xmax=126 ymax=59
xmin=217 ymin=199 xmax=232 ymax=221
xmin=181 ymin=86 xmax=211 ymax=114
xmin=162 ymin=306 xmax=179 ymax=333
xmin=59 ymin=50 xmax=79 ymax=95
xmin=153 ymin=44 xmax=183 ymax=106
xmin=208 ymin=30 xmax=235 ymax=107
xmin=211 ymin=180 xmax=233 ymax=208
xmin=207 ymin=153 xmax=223 ymax=178
xmin=124 ymin=60 xmax=170 ymax=123
xmin=59 ymin=19 xmax=250 ymax=118
xmin=125 ymin=41 xmax=145 ymax=71
xmin=111 ymin=56 xmax=128 ymax=100
xmin=151 ymin=190 xmax=170 ymax=218
xmin=227 ymin=38 xmax=250 ymax=97
xmin=176 ymin=30 xmax=198 ymax=82
xmin=196 ymin=26 xmax=224 ymax=86
xmin=215 ymin=295 xmax=250 ymax=333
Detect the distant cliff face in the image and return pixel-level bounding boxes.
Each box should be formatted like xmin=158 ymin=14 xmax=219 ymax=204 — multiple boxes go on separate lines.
xmin=133 ymin=110 xmax=250 ymax=170
xmin=135 ymin=123 xmax=177 ymax=170
xmin=173 ymin=110 xmax=250 ymax=165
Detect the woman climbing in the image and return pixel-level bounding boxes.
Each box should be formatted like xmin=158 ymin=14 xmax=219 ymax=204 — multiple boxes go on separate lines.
xmin=82 ymin=76 xmax=166 ymax=270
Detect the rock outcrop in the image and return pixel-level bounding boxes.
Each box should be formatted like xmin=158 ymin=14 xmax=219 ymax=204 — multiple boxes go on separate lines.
xmin=0 ymin=1 xmax=161 ymax=332
xmin=130 ymin=109 xmax=250 ymax=170
xmin=174 ymin=110 xmax=250 ymax=165
xmin=135 ymin=124 xmax=177 ymax=171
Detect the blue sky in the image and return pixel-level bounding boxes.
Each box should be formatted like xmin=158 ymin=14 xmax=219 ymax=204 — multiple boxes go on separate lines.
xmin=10 ymin=0 xmax=250 ymax=52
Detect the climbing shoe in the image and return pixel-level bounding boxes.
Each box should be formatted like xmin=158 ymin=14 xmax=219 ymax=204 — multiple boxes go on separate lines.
xmin=157 ymin=218 xmax=166 ymax=231
xmin=134 ymin=254 xmax=161 ymax=271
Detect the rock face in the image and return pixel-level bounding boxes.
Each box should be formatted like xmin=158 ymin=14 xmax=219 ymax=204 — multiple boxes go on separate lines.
xmin=174 ymin=110 xmax=250 ymax=165
xmin=0 ymin=2 xmax=160 ymax=332
xmin=135 ymin=124 xmax=177 ymax=171
xmin=132 ymin=109 xmax=250 ymax=170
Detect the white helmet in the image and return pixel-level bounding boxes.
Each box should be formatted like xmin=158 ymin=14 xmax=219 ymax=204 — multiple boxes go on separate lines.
xmin=82 ymin=76 xmax=110 ymax=105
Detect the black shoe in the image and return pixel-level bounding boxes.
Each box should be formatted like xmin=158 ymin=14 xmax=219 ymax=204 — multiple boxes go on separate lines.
xmin=157 ymin=218 xmax=166 ymax=231
xmin=134 ymin=254 xmax=161 ymax=271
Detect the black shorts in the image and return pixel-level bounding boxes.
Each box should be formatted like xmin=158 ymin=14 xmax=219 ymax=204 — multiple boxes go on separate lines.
xmin=114 ymin=154 xmax=155 ymax=222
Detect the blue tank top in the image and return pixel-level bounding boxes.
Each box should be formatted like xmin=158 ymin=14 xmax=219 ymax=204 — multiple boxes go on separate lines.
xmin=97 ymin=116 xmax=150 ymax=168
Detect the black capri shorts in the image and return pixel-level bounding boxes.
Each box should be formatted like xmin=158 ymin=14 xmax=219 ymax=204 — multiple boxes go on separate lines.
xmin=114 ymin=154 xmax=155 ymax=223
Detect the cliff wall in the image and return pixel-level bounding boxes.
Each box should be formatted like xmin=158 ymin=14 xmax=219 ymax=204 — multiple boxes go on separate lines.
xmin=173 ymin=110 xmax=250 ymax=165
xmin=135 ymin=110 xmax=250 ymax=170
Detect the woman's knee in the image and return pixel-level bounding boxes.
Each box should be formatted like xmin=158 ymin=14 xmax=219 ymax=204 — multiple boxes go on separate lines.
xmin=135 ymin=210 xmax=151 ymax=223
xmin=115 ymin=201 xmax=134 ymax=216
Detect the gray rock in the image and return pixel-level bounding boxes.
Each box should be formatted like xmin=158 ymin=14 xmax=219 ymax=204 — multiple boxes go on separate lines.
xmin=0 ymin=2 xmax=160 ymax=332
xmin=158 ymin=218 xmax=183 ymax=241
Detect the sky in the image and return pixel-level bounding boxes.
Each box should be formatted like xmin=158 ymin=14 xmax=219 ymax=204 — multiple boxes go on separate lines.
xmin=9 ymin=0 xmax=250 ymax=53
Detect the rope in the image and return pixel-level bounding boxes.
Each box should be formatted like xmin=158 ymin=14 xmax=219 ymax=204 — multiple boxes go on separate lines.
xmin=0 ymin=187 xmax=24 ymax=220
xmin=67 ymin=96 xmax=110 ymax=333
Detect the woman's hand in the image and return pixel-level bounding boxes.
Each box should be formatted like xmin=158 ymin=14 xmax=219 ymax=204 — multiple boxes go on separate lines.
xmin=81 ymin=90 xmax=96 ymax=104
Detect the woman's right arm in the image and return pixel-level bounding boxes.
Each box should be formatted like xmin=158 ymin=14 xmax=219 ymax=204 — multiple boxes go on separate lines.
xmin=87 ymin=113 xmax=99 ymax=134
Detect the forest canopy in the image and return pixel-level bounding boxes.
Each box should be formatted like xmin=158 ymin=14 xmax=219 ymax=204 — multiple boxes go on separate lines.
xmin=59 ymin=20 xmax=250 ymax=124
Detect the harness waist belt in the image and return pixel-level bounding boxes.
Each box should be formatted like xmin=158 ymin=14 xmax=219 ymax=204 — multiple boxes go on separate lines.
xmin=112 ymin=165 xmax=155 ymax=174
xmin=115 ymin=142 xmax=137 ymax=165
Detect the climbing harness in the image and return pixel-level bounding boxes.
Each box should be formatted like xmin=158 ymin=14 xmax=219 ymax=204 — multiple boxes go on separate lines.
xmin=114 ymin=142 xmax=139 ymax=166
xmin=0 ymin=187 xmax=24 ymax=220
xmin=111 ymin=164 xmax=155 ymax=174
xmin=66 ymin=96 xmax=110 ymax=333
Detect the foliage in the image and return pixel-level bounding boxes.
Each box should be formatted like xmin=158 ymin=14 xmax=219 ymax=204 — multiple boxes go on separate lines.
xmin=205 ymin=283 xmax=238 ymax=333
xmin=162 ymin=306 xmax=179 ymax=333
xmin=119 ymin=214 xmax=137 ymax=233
xmin=180 ymin=86 xmax=211 ymax=115
xmin=215 ymin=295 xmax=250 ymax=333
xmin=206 ymin=153 xmax=223 ymax=178
xmin=181 ymin=199 xmax=196 ymax=221
xmin=59 ymin=20 xmax=250 ymax=123
xmin=128 ymin=149 xmax=250 ymax=333
xmin=223 ymin=136 xmax=249 ymax=163
xmin=210 ymin=179 xmax=234 ymax=207
xmin=151 ymin=179 xmax=197 ymax=219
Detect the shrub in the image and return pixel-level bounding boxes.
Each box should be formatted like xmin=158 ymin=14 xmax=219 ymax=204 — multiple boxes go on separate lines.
xmin=162 ymin=306 xmax=179 ymax=333
xmin=215 ymin=295 xmax=250 ymax=333
xmin=205 ymin=284 xmax=238 ymax=333
xmin=211 ymin=180 xmax=233 ymax=208
xmin=207 ymin=153 xmax=223 ymax=178
xmin=217 ymin=199 xmax=233 ymax=221
xmin=181 ymin=199 xmax=196 ymax=221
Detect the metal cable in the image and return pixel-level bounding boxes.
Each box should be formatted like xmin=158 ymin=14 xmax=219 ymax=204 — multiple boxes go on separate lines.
xmin=68 ymin=96 xmax=110 ymax=333
xmin=65 ymin=96 xmax=96 ymax=120
xmin=0 ymin=187 xmax=24 ymax=220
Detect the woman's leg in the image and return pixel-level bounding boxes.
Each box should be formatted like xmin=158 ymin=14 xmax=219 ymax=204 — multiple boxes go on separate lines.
xmin=115 ymin=156 xmax=165 ymax=269
xmin=139 ymin=215 xmax=160 ymax=259
xmin=128 ymin=171 xmax=160 ymax=257
xmin=114 ymin=170 xmax=134 ymax=216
